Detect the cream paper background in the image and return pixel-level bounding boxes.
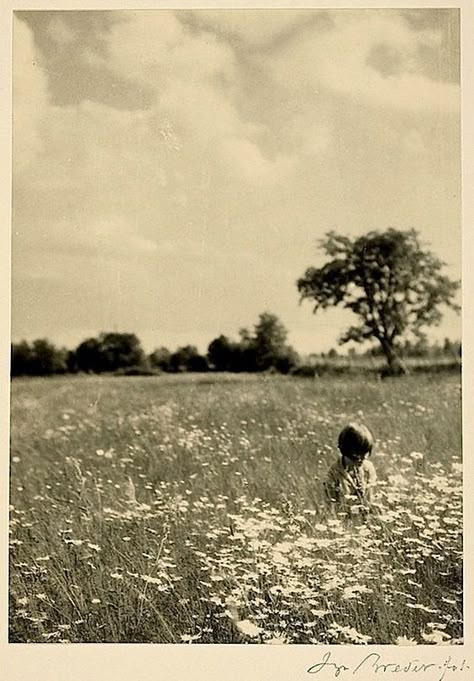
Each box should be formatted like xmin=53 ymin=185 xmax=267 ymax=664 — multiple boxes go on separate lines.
xmin=1 ymin=1 xmax=472 ymax=679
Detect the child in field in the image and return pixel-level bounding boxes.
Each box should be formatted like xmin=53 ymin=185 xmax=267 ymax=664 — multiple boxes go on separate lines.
xmin=324 ymin=423 xmax=377 ymax=511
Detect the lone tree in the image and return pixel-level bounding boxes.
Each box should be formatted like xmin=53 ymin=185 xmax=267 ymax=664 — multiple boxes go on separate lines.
xmin=297 ymin=229 xmax=460 ymax=374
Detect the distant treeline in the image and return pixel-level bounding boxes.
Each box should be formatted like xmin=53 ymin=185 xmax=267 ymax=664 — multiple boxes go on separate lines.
xmin=11 ymin=313 xmax=298 ymax=377
xmin=317 ymin=337 xmax=461 ymax=361
xmin=11 ymin=312 xmax=461 ymax=378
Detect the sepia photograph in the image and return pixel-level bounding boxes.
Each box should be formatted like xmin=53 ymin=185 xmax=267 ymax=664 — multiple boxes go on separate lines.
xmin=8 ymin=6 xmax=463 ymax=652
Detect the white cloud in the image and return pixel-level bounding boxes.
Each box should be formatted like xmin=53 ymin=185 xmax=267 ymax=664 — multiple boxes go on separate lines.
xmin=160 ymin=81 xmax=238 ymax=144
xmin=13 ymin=17 xmax=49 ymax=173
xmin=220 ymin=136 xmax=293 ymax=185
xmin=82 ymin=216 xmax=158 ymax=257
xmin=104 ymin=11 xmax=236 ymax=89
xmin=267 ymin=12 xmax=458 ymax=113
xmin=288 ymin=114 xmax=332 ymax=156
xmin=22 ymin=97 xmax=175 ymax=200
xmin=184 ymin=10 xmax=323 ymax=48
xmin=16 ymin=212 xmax=157 ymax=271
xmin=11 ymin=10 xmax=460 ymax=352
xmin=48 ymin=15 xmax=76 ymax=47
xmin=98 ymin=13 xmax=292 ymax=186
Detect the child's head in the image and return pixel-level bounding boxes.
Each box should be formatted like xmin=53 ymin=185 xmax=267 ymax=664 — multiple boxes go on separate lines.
xmin=338 ymin=423 xmax=374 ymax=464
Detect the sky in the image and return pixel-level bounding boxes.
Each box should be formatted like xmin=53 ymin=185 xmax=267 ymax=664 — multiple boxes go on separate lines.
xmin=11 ymin=8 xmax=461 ymax=356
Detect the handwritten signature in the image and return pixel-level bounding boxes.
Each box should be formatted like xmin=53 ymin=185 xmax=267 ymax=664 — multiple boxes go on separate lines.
xmin=307 ymin=651 xmax=469 ymax=681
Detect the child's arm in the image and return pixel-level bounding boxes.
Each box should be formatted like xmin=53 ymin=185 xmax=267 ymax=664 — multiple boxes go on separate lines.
xmin=324 ymin=463 xmax=341 ymax=503
xmin=364 ymin=461 xmax=377 ymax=502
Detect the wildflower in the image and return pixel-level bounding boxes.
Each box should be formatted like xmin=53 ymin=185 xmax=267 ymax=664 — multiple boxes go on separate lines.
xmin=87 ymin=543 xmax=101 ymax=552
xmin=406 ymin=603 xmax=439 ymax=614
xmin=407 ymin=579 xmax=422 ymax=588
xmin=321 ymin=576 xmax=343 ymax=591
xmin=310 ymin=609 xmax=330 ymax=617
xmin=328 ymin=623 xmax=372 ymax=644
xmin=225 ymin=597 xmax=240 ymax=621
xmin=342 ymin=584 xmax=372 ymax=600
xmin=235 ymin=620 xmax=262 ymax=637
xmin=295 ymin=537 xmax=316 ymax=550
xmin=91 ymin=598 xmax=101 ymax=604
xmin=396 ymin=636 xmax=418 ymax=645
xmin=42 ymin=631 xmax=60 ymax=640
xmin=140 ymin=575 xmax=161 ymax=585
xmin=180 ymin=633 xmax=202 ymax=643
xmin=422 ymin=630 xmax=451 ymax=644
xmin=388 ymin=474 xmax=409 ymax=487
xmin=272 ymin=551 xmax=290 ymax=565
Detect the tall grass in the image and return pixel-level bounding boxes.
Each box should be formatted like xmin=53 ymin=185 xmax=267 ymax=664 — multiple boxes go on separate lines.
xmin=9 ymin=373 xmax=462 ymax=644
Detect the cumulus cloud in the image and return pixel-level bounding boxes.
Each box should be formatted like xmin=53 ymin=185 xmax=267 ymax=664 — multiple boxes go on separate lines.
xmin=94 ymin=12 xmax=294 ymax=186
xmin=287 ymin=114 xmax=332 ymax=157
xmin=11 ymin=10 xmax=460 ymax=352
xmin=74 ymin=215 xmax=158 ymax=258
xmin=19 ymin=98 xmax=170 ymax=204
xmin=266 ymin=11 xmax=458 ymax=113
xmin=104 ymin=11 xmax=236 ymax=89
xmin=220 ymin=136 xmax=294 ymax=185
xmin=14 ymin=206 xmax=158 ymax=268
xmin=13 ymin=17 xmax=49 ymax=173
xmin=181 ymin=9 xmax=330 ymax=49
xmin=47 ymin=14 xmax=76 ymax=47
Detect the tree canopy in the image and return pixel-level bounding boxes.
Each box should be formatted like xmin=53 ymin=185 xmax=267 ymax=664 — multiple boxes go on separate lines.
xmin=207 ymin=335 xmax=237 ymax=372
xmin=11 ymin=339 xmax=68 ymax=376
xmin=206 ymin=313 xmax=298 ymax=373
xmin=297 ymin=229 xmax=460 ymax=373
xmin=75 ymin=332 xmax=145 ymax=373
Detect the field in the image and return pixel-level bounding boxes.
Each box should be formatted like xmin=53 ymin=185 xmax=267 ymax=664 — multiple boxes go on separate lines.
xmin=9 ymin=372 xmax=463 ymax=644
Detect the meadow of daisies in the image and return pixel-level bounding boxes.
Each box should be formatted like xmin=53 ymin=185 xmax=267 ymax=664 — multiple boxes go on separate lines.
xmin=9 ymin=372 xmax=462 ymax=645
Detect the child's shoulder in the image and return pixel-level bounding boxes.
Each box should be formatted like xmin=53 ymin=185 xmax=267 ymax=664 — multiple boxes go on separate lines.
xmin=326 ymin=456 xmax=344 ymax=477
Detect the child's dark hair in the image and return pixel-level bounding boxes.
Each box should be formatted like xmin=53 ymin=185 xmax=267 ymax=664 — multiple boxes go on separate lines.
xmin=338 ymin=423 xmax=374 ymax=459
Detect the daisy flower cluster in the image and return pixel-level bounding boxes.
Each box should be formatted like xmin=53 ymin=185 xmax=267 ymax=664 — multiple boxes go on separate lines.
xmin=9 ymin=372 xmax=462 ymax=643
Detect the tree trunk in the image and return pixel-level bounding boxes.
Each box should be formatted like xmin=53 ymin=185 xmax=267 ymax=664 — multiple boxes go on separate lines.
xmin=380 ymin=339 xmax=409 ymax=376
